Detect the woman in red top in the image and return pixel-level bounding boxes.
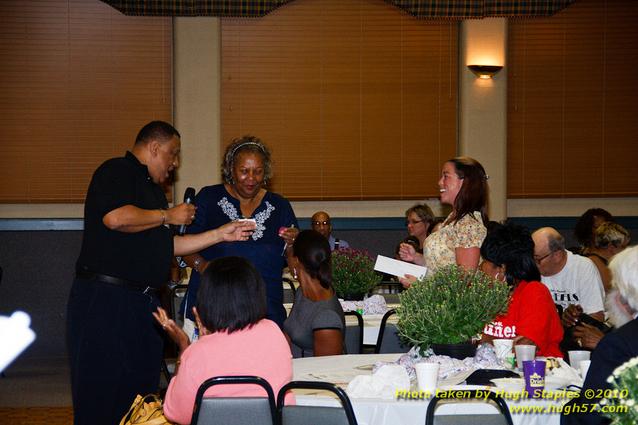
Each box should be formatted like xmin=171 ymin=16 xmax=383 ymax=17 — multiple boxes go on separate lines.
xmin=480 ymin=221 xmax=563 ymax=358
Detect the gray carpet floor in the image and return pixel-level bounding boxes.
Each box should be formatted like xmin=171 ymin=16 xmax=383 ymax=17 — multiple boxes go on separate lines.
xmin=0 ymin=357 xmax=72 ymax=407
xmin=0 ymin=356 xmax=173 ymax=407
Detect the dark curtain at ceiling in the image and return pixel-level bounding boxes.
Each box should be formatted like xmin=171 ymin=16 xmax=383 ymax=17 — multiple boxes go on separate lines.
xmin=100 ymin=0 xmax=576 ymax=18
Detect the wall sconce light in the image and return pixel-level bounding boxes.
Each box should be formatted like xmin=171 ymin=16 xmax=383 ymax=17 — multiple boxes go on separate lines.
xmin=467 ymin=65 xmax=503 ymax=79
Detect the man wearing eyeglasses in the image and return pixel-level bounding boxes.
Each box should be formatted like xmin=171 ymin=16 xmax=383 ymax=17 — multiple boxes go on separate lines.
xmin=311 ymin=211 xmax=349 ymax=251
xmin=532 ymin=227 xmax=605 ymax=333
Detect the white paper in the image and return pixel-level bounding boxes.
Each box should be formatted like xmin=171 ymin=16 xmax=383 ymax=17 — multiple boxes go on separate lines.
xmin=374 ymin=255 xmax=427 ymax=279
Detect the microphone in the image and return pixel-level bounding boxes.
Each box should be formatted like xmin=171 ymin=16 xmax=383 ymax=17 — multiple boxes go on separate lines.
xmin=178 ymin=187 xmax=196 ymax=236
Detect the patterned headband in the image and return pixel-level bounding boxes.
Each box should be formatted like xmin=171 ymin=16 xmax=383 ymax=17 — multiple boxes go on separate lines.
xmin=230 ymin=141 xmax=266 ymax=158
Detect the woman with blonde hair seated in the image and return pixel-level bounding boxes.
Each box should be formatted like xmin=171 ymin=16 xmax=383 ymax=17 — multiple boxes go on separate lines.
xmin=563 ymin=246 xmax=638 ymax=425
xmin=583 ymin=221 xmax=630 ymax=292
xmin=404 ymin=203 xmax=436 ymax=251
xmin=570 ymin=223 xmax=631 ymax=351
xmin=154 ymin=256 xmax=292 ymax=425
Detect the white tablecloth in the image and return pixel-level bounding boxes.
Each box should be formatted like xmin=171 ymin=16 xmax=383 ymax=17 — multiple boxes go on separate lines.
xmin=293 ymin=354 xmax=571 ymax=425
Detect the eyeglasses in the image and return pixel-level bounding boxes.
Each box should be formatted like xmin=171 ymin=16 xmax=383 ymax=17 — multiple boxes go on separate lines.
xmin=406 ymin=219 xmax=423 ymax=226
xmin=312 ymin=220 xmax=330 ymax=226
xmin=534 ymin=251 xmax=554 ymax=264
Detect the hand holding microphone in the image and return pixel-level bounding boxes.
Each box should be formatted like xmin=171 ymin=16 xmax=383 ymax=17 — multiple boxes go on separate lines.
xmin=178 ymin=187 xmax=196 ymax=235
xmin=173 ymin=187 xmax=196 ymax=270
xmin=166 ymin=187 xmax=196 ymax=232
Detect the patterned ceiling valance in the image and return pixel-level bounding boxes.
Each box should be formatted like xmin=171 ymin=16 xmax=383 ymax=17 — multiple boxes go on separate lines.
xmin=387 ymin=0 xmax=577 ymax=19
xmin=99 ymin=0 xmax=294 ymax=17
xmin=100 ymin=0 xmax=577 ymax=18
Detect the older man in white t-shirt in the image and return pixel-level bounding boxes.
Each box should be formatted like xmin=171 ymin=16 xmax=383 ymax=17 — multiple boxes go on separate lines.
xmin=532 ymin=227 xmax=605 ymax=328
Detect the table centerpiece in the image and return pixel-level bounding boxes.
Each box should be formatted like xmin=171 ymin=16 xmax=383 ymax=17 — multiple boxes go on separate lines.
xmin=332 ymin=248 xmax=382 ymax=300
xmin=396 ymin=264 xmax=510 ymax=359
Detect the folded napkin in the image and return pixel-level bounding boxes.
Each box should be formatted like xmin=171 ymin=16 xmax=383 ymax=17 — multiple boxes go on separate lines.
xmin=340 ymin=294 xmax=388 ymax=315
xmin=346 ymin=364 xmax=410 ymax=399
xmin=550 ymin=357 xmax=583 ymax=387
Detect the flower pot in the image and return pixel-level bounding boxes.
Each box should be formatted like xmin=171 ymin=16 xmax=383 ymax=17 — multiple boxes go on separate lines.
xmin=431 ymin=341 xmax=476 ymax=360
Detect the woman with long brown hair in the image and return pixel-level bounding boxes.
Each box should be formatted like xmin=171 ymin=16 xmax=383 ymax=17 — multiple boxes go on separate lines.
xmin=399 ymin=157 xmax=489 ymax=286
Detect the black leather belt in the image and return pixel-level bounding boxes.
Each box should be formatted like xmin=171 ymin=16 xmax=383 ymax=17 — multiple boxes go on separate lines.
xmin=76 ymin=270 xmax=158 ymax=295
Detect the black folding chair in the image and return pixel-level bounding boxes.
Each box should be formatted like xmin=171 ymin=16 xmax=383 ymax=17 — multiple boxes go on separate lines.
xmin=277 ymin=380 xmax=358 ymax=425
xmin=191 ymin=375 xmax=278 ymax=425
xmin=425 ymin=389 xmax=514 ymax=425
xmin=344 ymin=311 xmax=363 ymax=354
xmin=374 ymin=309 xmax=410 ymax=354
xmin=169 ymin=283 xmax=189 ymax=328
xmin=283 ymin=277 xmax=297 ymax=304
xmin=160 ymin=283 xmax=189 ymax=382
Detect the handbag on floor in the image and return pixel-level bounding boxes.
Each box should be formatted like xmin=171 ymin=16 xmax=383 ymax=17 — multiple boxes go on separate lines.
xmin=120 ymin=394 xmax=173 ymax=425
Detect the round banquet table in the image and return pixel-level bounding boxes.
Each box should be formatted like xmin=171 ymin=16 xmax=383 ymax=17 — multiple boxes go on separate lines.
xmin=292 ymin=353 xmax=575 ymax=425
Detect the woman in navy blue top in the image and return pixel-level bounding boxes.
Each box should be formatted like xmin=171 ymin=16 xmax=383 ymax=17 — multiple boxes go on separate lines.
xmin=182 ymin=136 xmax=298 ymax=329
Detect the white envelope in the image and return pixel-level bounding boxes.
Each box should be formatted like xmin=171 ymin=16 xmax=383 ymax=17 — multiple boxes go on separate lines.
xmin=374 ymin=255 xmax=427 ymax=279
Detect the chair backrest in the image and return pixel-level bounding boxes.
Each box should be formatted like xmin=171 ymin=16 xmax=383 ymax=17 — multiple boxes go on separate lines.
xmin=277 ymin=380 xmax=358 ymax=425
xmin=374 ymin=309 xmax=410 ymax=354
xmin=425 ymin=390 xmax=514 ymax=425
xmin=169 ymin=283 xmax=189 ymax=327
xmin=190 ymin=375 xmax=278 ymax=425
xmin=283 ymin=277 xmax=297 ymax=304
xmin=343 ymin=311 xmax=363 ymax=354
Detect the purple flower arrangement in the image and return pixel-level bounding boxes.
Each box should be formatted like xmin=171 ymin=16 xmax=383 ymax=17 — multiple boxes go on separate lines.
xmin=331 ymin=248 xmax=382 ymax=300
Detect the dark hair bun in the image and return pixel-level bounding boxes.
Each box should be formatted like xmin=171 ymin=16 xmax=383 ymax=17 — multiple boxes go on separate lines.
xmin=292 ymin=230 xmax=332 ymax=289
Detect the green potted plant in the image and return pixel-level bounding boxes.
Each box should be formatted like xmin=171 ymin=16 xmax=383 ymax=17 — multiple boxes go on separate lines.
xmin=331 ymin=248 xmax=382 ymax=300
xmin=397 ymin=264 xmax=510 ymax=359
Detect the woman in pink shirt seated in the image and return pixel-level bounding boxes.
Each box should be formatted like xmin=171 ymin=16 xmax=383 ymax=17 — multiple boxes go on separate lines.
xmin=153 ymin=256 xmax=292 ymax=425
xmin=480 ymin=221 xmax=564 ymax=358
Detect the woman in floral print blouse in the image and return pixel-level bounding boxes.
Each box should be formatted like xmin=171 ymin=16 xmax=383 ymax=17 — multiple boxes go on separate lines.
xmin=399 ymin=157 xmax=489 ymax=287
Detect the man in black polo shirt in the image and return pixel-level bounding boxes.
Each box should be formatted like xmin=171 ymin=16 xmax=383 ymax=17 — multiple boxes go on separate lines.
xmin=67 ymin=121 xmax=255 ymax=425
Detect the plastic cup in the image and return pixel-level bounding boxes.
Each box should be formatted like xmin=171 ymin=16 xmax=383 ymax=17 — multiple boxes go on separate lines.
xmin=568 ymin=350 xmax=591 ymax=367
xmin=579 ymin=360 xmax=592 ymax=379
xmin=515 ymin=344 xmax=536 ymax=369
xmin=493 ymin=339 xmax=514 ymax=360
xmin=415 ymin=362 xmax=439 ymax=394
xmin=523 ymin=359 xmax=546 ymax=398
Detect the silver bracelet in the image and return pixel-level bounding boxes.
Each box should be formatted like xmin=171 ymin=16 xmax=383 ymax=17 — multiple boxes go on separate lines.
xmin=193 ymin=258 xmax=202 ymax=272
